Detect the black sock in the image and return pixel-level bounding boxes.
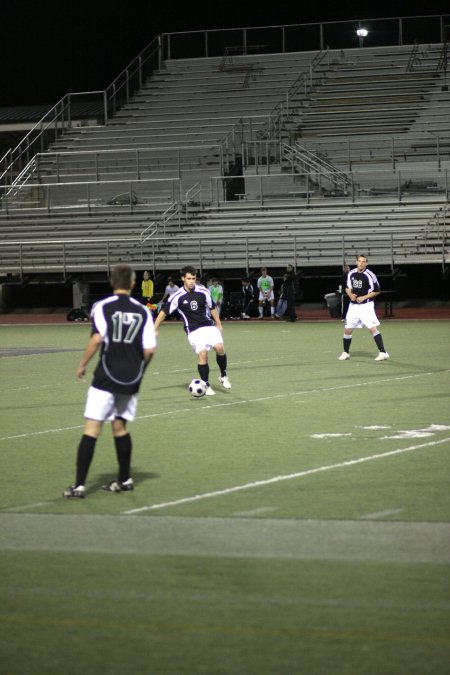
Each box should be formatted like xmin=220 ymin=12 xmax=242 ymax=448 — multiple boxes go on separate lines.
xmin=373 ymin=332 xmax=386 ymax=352
xmin=75 ymin=435 xmax=96 ymax=486
xmin=343 ymin=336 xmax=352 ymax=353
xmin=216 ymin=353 xmax=227 ymax=377
xmin=198 ymin=363 xmax=209 ymax=385
xmin=115 ymin=433 xmax=132 ymax=483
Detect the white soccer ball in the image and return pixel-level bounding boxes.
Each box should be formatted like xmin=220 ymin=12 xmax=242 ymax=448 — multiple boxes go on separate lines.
xmin=188 ymin=378 xmax=207 ymax=397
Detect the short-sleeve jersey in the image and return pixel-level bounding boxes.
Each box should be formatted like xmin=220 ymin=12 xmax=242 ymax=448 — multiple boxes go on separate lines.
xmin=257 ymin=275 xmax=273 ymax=293
xmin=209 ymin=284 xmax=223 ymax=304
xmin=346 ymin=267 xmax=380 ymax=304
xmin=164 ymin=283 xmax=179 ymax=297
xmin=164 ymin=284 xmax=216 ymax=334
xmin=90 ymin=294 xmax=156 ymax=394
xmin=141 ymin=278 xmax=154 ymax=299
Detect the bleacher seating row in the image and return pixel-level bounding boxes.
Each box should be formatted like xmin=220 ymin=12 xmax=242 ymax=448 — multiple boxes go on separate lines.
xmin=0 ymin=199 xmax=447 ymax=274
xmin=0 ymin=40 xmax=449 ymax=278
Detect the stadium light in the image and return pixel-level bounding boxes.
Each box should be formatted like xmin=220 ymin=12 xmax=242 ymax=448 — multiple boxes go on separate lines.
xmin=356 ymin=27 xmax=369 ymax=47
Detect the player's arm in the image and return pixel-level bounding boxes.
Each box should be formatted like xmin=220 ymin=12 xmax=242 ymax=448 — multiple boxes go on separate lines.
xmin=143 ymin=347 xmax=156 ymax=366
xmin=76 ymin=332 xmax=103 ymax=380
xmin=345 ymin=285 xmax=358 ymax=302
xmin=357 ymin=290 xmax=380 ymax=303
xmin=211 ymin=307 xmax=223 ymax=332
xmin=154 ymin=309 xmax=167 ymax=332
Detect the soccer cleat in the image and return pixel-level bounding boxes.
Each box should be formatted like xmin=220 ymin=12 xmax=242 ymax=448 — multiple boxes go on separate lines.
xmin=258 ymin=315 xmax=264 ymax=320
xmin=374 ymin=351 xmax=390 ymax=361
xmin=338 ymin=352 xmax=350 ymax=360
xmin=63 ymin=485 xmax=85 ymax=499
xmin=101 ymin=478 xmax=134 ymax=492
xmin=205 ymin=386 xmax=216 ymax=396
xmin=241 ymin=313 xmax=250 ymax=319
xmin=219 ymin=375 xmax=232 ymax=389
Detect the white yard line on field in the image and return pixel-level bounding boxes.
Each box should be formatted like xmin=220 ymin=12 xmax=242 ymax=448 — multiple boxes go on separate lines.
xmin=0 ymin=370 xmax=448 ymax=443
xmin=122 ymin=437 xmax=450 ymax=515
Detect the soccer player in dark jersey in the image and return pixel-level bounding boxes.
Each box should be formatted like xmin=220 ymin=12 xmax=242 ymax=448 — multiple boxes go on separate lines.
xmin=63 ymin=264 xmax=157 ymax=498
xmin=338 ymin=254 xmax=389 ymax=361
xmin=154 ymin=265 xmax=231 ymax=396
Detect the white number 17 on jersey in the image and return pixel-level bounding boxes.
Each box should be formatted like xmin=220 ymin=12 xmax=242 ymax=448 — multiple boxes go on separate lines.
xmin=112 ymin=311 xmax=143 ymax=343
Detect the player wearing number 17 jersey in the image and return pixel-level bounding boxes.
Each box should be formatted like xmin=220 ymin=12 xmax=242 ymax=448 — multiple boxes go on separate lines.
xmin=63 ymin=264 xmax=157 ymax=499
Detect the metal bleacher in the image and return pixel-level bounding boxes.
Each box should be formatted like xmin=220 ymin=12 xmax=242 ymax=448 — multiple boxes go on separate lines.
xmin=0 ymin=16 xmax=449 ymax=280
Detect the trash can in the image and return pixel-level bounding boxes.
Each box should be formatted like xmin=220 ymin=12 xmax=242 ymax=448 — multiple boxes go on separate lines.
xmin=324 ymin=292 xmax=341 ymax=318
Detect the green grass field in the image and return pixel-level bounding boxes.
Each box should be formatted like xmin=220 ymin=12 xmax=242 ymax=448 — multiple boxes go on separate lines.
xmin=1 ymin=319 xmax=449 ymax=674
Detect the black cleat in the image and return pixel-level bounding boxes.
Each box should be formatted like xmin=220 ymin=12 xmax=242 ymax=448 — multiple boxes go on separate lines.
xmin=101 ymin=478 xmax=134 ymax=492
xmin=63 ymin=485 xmax=85 ymax=499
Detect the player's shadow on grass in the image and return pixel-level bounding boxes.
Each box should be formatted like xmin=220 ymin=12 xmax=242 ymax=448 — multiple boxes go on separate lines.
xmin=336 ymin=352 xmax=443 ymax=375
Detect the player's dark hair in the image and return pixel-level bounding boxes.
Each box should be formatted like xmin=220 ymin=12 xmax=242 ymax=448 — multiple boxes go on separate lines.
xmin=181 ymin=265 xmax=197 ymax=277
xmin=110 ymin=264 xmax=135 ymax=291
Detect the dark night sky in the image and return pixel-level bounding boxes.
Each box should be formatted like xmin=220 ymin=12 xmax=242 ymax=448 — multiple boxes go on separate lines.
xmin=3 ymin=0 xmax=450 ymax=106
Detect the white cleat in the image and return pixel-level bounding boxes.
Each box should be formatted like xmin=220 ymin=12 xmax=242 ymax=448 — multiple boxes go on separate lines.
xmin=219 ymin=376 xmax=232 ymax=389
xmin=374 ymin=351 xmax=390 ymax=361
xmin=338 ymin=352 xmax=350 ymax=360
xmin=205 ymin=386 xmax=216 ymax=396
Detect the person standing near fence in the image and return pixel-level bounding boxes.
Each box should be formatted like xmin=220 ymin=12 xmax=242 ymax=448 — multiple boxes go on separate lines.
xmin=257 ymin=267 xmax=275 ymax=319
xmin=285 ymin=263 xmax=298 ymax=322
xmin=141 ymin=270 xmax=154 ymax=306
xmin=274 ymin=274 xmax=288 ymax=318
xmin=241 ymin=277 xmax=255 ymax=319
xmin=338 ymin=254 xmax=389 ymax=361
xmin=209 ymin=278 xmax=224 ymax=317
xmin=157 ymin=276 xmax=180 ymax=317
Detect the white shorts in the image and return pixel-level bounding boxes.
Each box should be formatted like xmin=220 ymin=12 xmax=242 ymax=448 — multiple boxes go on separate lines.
xmin=259 ymin=290 xmax=274 ymax=301
xmin=188 ymin=326 xmax=223 ymax=354
xmin=345 ymin=302 xmax=380 ymax=329
xmin=84 ymin=386 xmax=138 ymax=422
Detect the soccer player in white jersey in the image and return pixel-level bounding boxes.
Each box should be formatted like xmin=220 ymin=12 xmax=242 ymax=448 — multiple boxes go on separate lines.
xmin=63 ymin=264 xmax=157 ymax=498
xmin=154 ymin=265 xmax=231 ymax=396
xmin=339 ymin=254 xmax=389 ymax=361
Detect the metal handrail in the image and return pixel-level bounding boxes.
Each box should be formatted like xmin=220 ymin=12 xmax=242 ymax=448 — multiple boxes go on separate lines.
xmin=0 ymin=36 xmax=161 ymax=188
xmin=162 ymin=15 xmax=447 ymax=59
xmin=140 ymin=202 xmax=180 ymax=242
xmin=1 ymin=227 xmax=445 ymax=279
xmin=283 ymin=142 xmax=354 ymax=194
xmin=3 ymin=15 xmax=448 ymax=193
xmin=185 ymin=183 xmax=202 ymax=222
xmin=256 ymin=48 xmax=329 ymax=141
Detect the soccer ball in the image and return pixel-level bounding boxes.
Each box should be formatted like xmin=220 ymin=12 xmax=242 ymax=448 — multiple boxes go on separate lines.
xmin=188 ymin=378 xmax=207 ymax=397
